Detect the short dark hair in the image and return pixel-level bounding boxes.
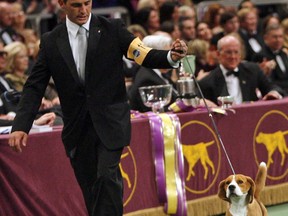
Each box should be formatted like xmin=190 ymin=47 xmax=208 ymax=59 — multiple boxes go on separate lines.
xmin=160 ymin=20 xmax=175 ymax=34
xmin=220 ymin=11 xmax=237 ymax=26
xmin=178 ymin=16 xmax=193 ymax=31
xmin=238 ymin=0 xmax=252 ymax=10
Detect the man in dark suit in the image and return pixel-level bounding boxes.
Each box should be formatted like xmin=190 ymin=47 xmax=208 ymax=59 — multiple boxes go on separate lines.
xmin=198 ymin=35 xmax=282 ymax=105
xmin=252 ymin=24 xmax=288 ymax=94
xmin=8 ymin=0 xmax=188 ymax=215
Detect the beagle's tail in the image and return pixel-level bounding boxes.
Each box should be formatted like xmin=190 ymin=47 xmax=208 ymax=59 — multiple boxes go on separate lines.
xmin=254 ymin=162 xmax=267 ymax=199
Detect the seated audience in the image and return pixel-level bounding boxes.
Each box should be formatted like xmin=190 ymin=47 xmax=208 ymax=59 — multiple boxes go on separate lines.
xmin=198 ymin=35 xmax=283 ymax=106
xmin=128 ymin=35 xmax=178 ymax=112
xmin=252 ymin=24 xmax=288 ymax=94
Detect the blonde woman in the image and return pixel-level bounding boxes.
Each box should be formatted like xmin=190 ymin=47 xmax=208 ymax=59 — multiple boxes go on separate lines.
xmin=187 ymin=39 xmax=216 ymax=78
xmin=4 ymin=41 xmax=29 ymax=92
xmin=4 ymin=41 xmax=53 ymax=110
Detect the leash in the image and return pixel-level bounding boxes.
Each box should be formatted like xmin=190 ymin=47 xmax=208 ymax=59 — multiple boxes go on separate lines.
xmin=183 ymin=57 xmax=236 ymax=175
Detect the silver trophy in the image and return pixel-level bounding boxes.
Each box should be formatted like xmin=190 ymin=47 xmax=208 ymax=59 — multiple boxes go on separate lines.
xmin=176 ymin=55 xmax=199 ymax=107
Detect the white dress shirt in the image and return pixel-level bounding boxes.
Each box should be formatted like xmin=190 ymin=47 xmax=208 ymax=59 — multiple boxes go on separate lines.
xmin=66 ymin=14 xmax=91 ymax=74
xmin=220 ymin=64 xmax=243 ymax=104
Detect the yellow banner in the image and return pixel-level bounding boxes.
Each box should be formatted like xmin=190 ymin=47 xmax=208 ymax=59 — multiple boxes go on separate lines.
xmin=160 ymin=113 xmax=178 ymax=214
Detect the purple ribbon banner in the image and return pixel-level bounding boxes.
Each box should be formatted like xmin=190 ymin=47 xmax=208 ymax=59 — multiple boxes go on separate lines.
xmin=147 ymin=112 xmax=187 ymax=216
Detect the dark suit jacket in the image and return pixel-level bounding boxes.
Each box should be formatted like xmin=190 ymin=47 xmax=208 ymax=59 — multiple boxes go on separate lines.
xmin=252 ymin=45 xmax=288 ymax=94
xmin=0 ymin=27 xmax=24 ymax=45
xmin=198 ymin=62 xmax=280 ymax=105
xmin=128 ymin=67 xmax=178 ymax=112
xmin=11 ymin=15 xmax=173 ymax=155
xmin=238 ymin=29 xmax=265 ymax=61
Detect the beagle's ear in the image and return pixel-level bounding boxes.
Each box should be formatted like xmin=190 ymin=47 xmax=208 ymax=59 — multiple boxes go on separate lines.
xmin=246 ymin=176 xmax=255 ymax=203
xmin=218 ymin=180 xmax=231 ymax=203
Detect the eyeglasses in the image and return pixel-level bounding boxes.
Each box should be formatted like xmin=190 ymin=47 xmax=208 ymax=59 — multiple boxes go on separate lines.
xmin=0 ymin=51 xmax=8 ymax=58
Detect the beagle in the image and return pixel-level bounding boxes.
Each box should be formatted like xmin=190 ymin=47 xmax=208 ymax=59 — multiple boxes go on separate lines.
xmin=218 ymin=162 xmax=268 ymax=216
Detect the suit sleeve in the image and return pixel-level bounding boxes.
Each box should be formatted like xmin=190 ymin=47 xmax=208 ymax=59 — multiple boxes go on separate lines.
xmin=254 ymin=63 xmax=284 ymax=96
xmin=11 ymin=34 xmax=51 ymax=133
xmin=116 ymin=20 xmax=172 ymax=69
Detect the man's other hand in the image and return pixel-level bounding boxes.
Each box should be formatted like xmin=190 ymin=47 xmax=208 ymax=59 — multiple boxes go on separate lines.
xmin=9 ymin=131 xmax=28 ymax=153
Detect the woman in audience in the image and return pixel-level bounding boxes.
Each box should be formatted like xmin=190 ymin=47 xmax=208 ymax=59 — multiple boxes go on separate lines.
xmin=159 ymin=1 xmax=179 ymax=24
xmin=4 ymin=41 xmax=55 ymax=110
xmin=4 ymin=41 xmax=29 ymax=92
xmin=187 ymin=39 xmax=216 ymax=78
xmin=203 ymin=3 xmax=225 ymax=35
xmin=18 ymin=29 xmax=39 ymax=74
xmin=196 ymin=21 xmax=212 ymax=42
xmin=134 ymin=7 xmax=160 ymax=35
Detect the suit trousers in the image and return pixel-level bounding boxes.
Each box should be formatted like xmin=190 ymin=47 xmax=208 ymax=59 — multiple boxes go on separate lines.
xmin=70 ymin=116 xmax=124 ymax=216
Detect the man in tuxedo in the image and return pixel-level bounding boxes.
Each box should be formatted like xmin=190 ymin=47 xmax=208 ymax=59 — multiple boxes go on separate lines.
xmin=238 ymin=8 xmax=265 ymax=61
xmin=8 ymin=0 xmax=187 ymax=215
xmin=198 ymin=35 xmax=282 ymax=105
xmin=252 ymin=24 xmax=288 ymax=94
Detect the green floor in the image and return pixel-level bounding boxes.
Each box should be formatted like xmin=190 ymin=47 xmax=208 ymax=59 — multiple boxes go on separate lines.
xmin=217 ymin=203 xmax=288 ymax=216
xmin=267 ymin=203 xmax=288 ymax=216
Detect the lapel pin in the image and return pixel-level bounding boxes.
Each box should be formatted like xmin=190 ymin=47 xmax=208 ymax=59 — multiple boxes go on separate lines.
xmin=242 ymin=80 xmax=246 ymax=84
xmin=98 ymin=30 xmax=101 ymax=33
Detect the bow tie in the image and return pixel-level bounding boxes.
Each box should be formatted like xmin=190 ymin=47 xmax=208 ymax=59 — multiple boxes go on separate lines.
xmin=226 ymin=70 xmax=239 ymax=77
